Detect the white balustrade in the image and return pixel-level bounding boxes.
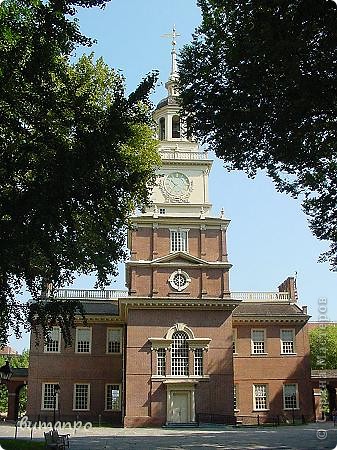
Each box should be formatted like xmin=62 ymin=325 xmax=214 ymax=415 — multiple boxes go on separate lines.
xmin=160 ymin=150 xmax=208 ymax=160
xmin=54 ymin=289 xmax=128 ymax=300
xmin=231 ymin=292 xmax=290 ymax=301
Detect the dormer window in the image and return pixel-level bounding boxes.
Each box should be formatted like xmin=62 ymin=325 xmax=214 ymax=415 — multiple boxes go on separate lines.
xmin=159 ymin=117 xmax=165 ymax=141
xmin=172 ymin=115 xmax=180 ymax=138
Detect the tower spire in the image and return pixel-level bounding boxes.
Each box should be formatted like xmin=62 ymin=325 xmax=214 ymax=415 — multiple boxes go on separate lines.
xmin=162 ymin=25 xmax=181 ymax=81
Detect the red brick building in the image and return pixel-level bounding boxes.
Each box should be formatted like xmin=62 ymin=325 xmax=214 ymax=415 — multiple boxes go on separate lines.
xmin=27 ymin=44 xmax=314 ymax=426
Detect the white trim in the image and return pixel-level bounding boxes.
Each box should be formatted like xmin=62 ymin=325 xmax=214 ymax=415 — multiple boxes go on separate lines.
xmin=169 ymin=229 xmax=189 ymax=253
xmin=73 ymin=383 xmax=90 ymax=411
xmin=283 ymin=383 xmax=299 ymax=410
xmin=168 ymin=269 xmax=191 ymax=292
xmin=44 ymin=327 xmax=61 ymax=353
xmin=166 ymin=323 xmax=195 ymax=340
xmin=75 ymin=327 xmax=92 ymax=354
xmin=105 ymin=383 xmax=122 ymax=411
xmin=41 ymin=382 xmax=59 ymax=411
xmin=251 ymin=329 xmax=267 ymax=355
xmin=106 ymin=327 xmax=123 ymax=354
xmin=253 ymin=384 xmax=268 ymax=411
xmin=280 ymin=328 xmax=296 ymax=355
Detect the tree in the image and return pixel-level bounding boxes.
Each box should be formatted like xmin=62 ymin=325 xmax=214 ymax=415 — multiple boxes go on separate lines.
xmin=178 ymin=0 xmax=337 ymax=270
xmin=309 ymin=325 xmax=337 ymax=369
xmin=0 ymin=350 xmax=29 ymax=415
xmin=0 ymin=0 xmax=160 ymax=346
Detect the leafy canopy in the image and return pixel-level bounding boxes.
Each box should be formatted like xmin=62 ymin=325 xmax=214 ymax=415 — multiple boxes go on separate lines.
xmin=0 ymin=350 xmax=29 ymax=414
xmin=178 ymin=0 xmax=337 ymax=269
xmin=0 ymin=0 xmax=160 ymax=346
xmin=309 ymin=325 xmax=337 ymax=369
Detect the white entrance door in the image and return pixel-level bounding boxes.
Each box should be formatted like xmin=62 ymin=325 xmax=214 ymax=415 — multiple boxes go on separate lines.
xmin=171 ymin=391 xmax=189 ymax=423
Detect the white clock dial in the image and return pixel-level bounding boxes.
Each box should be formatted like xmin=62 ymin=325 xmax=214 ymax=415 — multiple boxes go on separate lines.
xmin=164 ymin=172 xmax=190 ymax=197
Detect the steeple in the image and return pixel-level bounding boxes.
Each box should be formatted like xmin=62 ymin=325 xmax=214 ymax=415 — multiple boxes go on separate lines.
xmin=148 ymin=27 xmax=213 ymax=218
xmin=162 ymin=25 xmax=180 ymax=97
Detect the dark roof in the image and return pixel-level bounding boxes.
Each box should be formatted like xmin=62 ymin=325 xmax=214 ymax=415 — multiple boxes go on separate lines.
xmin=155 ymin=96 xmax=179 ymax=110
xmin=233 ymin=302 xmax=307 ymax=317
xmin=12 ymin=368 xmax=28 ymax=377
xmin=76 ymin=301 xmax=119 ymax=316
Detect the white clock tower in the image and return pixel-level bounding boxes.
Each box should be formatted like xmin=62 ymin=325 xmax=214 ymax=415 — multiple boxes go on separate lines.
xmin=144 ymin=28 xmax=213 ymax=218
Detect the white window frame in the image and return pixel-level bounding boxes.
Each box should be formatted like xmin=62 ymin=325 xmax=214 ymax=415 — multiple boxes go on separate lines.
xmin=171 ymin=331 xmax=189 ymax=376
xmin=283 ymin=383 xmax=299 ymax=410
xmin=106 ymin=328 xmax=122 ymax=354
xmin=193 ymin=348 xmax=203 ymax=376
xmin=41 ymin=383 xmax=59 ymax=410
xmin=44 ymin=326 xmax=61 ymax=353
xmin=253 ymin=384 xmax=269 ymax=411
xmin=170 ymin=228 xmax=189 ymax=253
xmin=157 ymin=348 xmax=166 ymax=376
xmin=75 ymin=327 xmax=92 ymax=354
xmin=168 ymin=269 xmax=191 ymax=292
xmin=251 ymin=329 xmax=267 ymax=355
xmin=233 ymin=328 xmax=237 ymax=354
xmin=280 ymin=329 xmax=296 ymax=355
xmin=73 ymin=383 xmax=90 ymax=411
xmin=105 ymin=384 xmax=121 ymax=411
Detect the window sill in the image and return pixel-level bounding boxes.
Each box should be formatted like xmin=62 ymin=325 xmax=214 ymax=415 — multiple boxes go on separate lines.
xmin=281 ymin=353 xmax=297 ymax=356
xmin=253 ymin=409 xmax=269 ymax=412
xmin=283 ymin=408 xmax=299 ymax=411
xmin=151 ymin=375 xmax=210 ymax=382
xmin=250 ymin=353 xmax=268 ymax=356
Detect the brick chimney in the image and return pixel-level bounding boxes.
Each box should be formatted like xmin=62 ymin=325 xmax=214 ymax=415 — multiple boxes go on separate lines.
xmin=278 ymin=277 xmax=298 ymax=302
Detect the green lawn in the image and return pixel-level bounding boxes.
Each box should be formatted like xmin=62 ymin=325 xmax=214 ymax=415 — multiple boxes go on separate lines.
xmin=0 ymin=439 xmax=44 ymax=449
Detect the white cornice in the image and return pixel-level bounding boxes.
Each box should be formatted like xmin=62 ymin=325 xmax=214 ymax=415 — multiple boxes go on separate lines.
xmin=232 ymin=316 xmax=309 ymax=324
xmin=130 ymin=216 xmax=230 ymax=228
xmin=126 ymin=260 xmax=232 ymax=269
xmin=119 ymin=297 xmax=240 ymax=311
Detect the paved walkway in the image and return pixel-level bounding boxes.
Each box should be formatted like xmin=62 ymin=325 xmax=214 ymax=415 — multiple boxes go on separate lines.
xmin=0 ymin=422 xmax=337 ymax=449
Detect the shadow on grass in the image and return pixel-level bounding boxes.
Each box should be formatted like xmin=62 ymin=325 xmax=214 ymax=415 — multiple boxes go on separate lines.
xmin=0 ymin=439 xmax=44 ymax=450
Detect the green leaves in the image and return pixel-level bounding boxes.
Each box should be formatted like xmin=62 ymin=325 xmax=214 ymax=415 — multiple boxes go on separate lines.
xmin=0 ymin=0 xmax=159 ymax=346
xmin=179 ymin=0 xmax=337 ymax=269
xmin=309 ymin=325 xmax=337 ymax=370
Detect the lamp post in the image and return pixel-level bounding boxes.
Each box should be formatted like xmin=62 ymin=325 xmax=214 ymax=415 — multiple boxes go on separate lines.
xmin=0 ymin=361 xmax=13 ymax=383
xmin=53 ymin=384 xmax=60 ymax=429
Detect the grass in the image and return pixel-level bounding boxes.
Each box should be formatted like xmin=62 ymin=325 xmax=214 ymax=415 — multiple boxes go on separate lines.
xmin=0 ymin=439 xmax=44 ymax=449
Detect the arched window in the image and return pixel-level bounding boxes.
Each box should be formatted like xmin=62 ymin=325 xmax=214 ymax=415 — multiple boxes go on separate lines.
xmin=171 ymin=331 xmax=189 ymax=376
xmin=159 ymin=117 xmax=165 ymax=141
xmin=172 ymin=115 xmax=180 ymax=138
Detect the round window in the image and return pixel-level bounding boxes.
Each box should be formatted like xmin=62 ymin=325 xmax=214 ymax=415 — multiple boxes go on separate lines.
xmin=169 ymin=270 xmax=191 ymax=292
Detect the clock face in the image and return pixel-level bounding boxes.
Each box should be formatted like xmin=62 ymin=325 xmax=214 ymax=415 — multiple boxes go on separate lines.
xmin=164 ymin=172 xmax=190 ymax=197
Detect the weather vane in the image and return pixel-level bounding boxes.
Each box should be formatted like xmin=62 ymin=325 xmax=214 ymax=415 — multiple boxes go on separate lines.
xmin=161 ymin=25 xmax=181 ymax=78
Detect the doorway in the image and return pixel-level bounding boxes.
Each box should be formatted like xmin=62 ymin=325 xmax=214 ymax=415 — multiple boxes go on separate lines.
xmin=170 ymin=391 xmax=189 ymax=423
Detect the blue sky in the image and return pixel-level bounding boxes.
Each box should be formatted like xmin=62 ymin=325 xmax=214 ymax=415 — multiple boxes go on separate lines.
xmin=10 ymin=0 xmax=336 ymax=352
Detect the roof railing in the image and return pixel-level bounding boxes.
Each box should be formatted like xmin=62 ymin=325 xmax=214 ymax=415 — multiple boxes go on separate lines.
xmin=51 ymin=289 xmax=128 ymax=300
xmin=231 ymin=292 xmax=290 ymax=302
